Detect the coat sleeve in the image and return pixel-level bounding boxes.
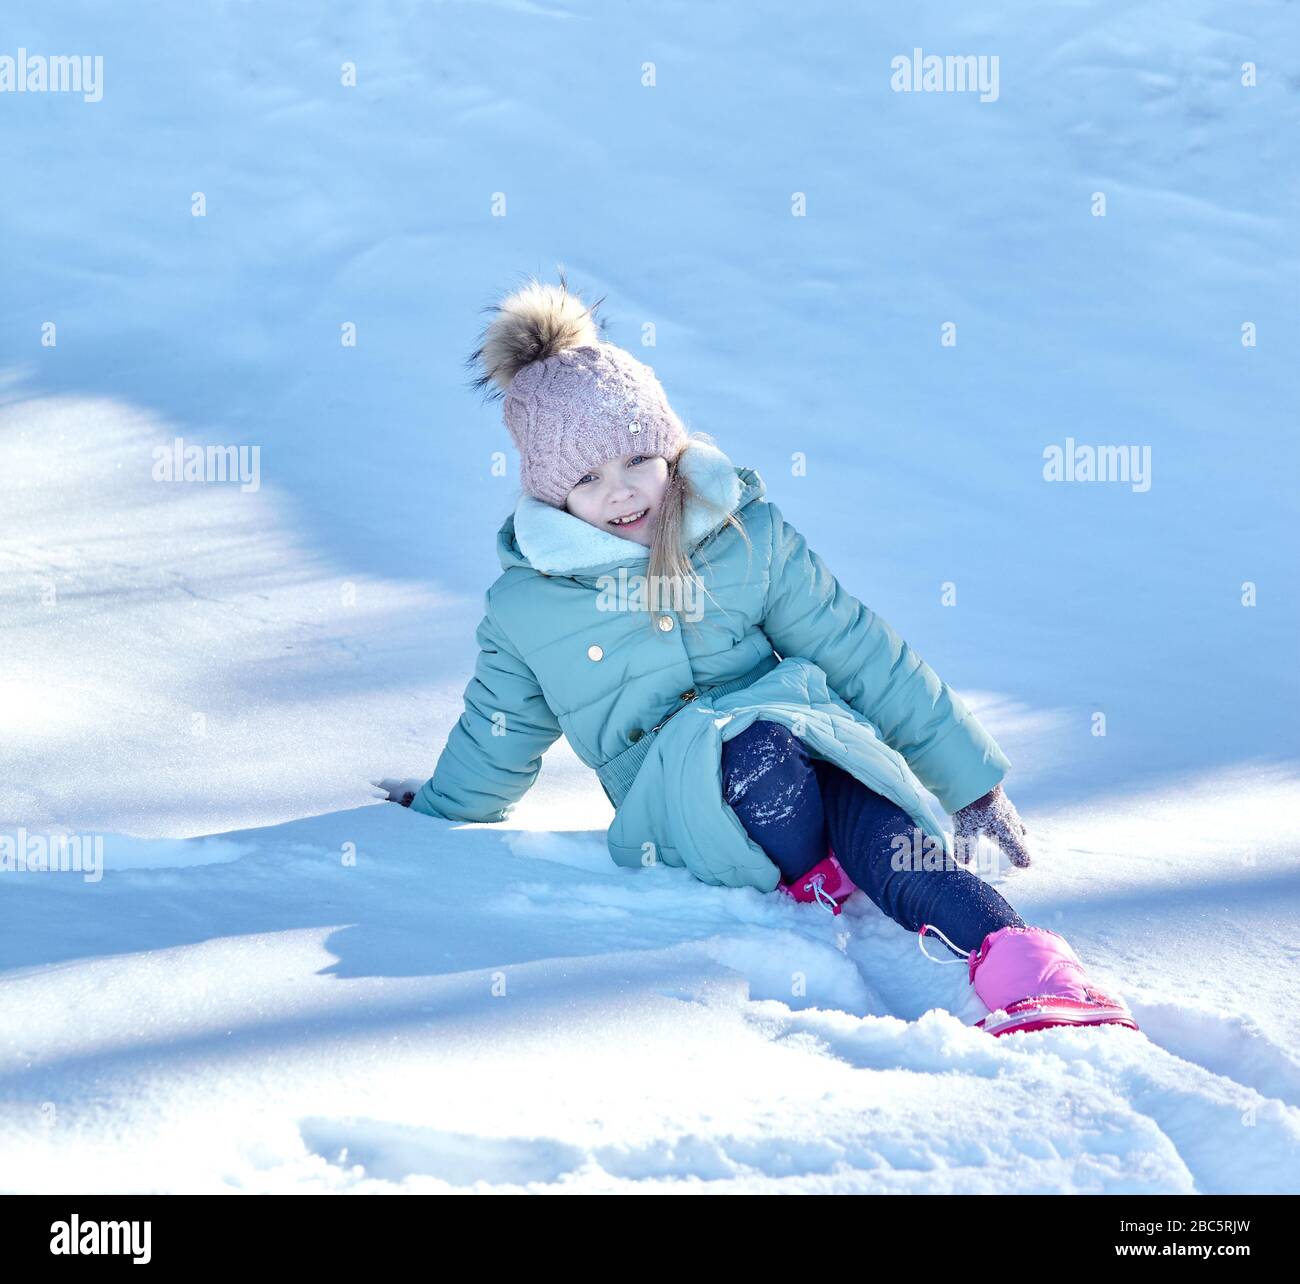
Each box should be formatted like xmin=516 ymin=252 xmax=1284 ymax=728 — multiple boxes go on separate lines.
xmin=758 ymin=501 xmax=1010 ymax=814
xmin=410 ymin=601 xmax=564 ymax=824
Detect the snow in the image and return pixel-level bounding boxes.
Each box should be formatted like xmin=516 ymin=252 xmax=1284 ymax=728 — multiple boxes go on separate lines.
xmin=2 ymin=0 xmax=1298 ymax=1193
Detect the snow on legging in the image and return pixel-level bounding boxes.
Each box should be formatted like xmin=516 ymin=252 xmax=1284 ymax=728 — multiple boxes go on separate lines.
xmin=719 ymin=718 xmax=1024 ymax=958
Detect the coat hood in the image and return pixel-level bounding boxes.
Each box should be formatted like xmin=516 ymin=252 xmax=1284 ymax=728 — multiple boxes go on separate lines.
xmin=495 ymin=437 xmax=765 ymax=576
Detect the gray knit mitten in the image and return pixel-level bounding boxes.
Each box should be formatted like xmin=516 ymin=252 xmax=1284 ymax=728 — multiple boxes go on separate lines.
xmin=951 ymin=783 xmax=1032 ymax=868
xmin=372 ymin=777 xmax=421 ymax=807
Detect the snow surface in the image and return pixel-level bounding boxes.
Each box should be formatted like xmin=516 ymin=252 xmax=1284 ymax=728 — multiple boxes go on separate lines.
xmin=2 ymin=0 xmax=1298 ymax=1193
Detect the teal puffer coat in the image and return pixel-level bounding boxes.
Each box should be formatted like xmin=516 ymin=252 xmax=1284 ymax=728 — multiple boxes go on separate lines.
xmin=412 ymin=438 xmax=1011 ymax=891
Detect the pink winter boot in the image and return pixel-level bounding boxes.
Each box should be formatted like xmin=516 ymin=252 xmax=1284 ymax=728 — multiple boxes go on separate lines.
xmin=917 ymin=923 xmax=1139 ymax=1036
xmin=778 ymin=847 xmax=857 ymax=916
xmin=964 ymin=925 xmax=1139 ymax=1036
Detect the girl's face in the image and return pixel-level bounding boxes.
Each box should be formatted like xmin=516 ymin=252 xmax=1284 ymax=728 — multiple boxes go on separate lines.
xmin=564 ymin=452 xmax=669 ymax=547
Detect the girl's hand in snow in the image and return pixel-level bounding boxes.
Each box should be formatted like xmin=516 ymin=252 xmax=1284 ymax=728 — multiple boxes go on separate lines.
xmin=371 ymin=777 xmax=421 ymax=807
xmin=951 ymin=783 xmax=1032 ymax=869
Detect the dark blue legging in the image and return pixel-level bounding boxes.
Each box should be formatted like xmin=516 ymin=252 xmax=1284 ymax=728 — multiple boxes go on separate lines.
xmin=720 ymin=719 xmax=1024 ymax=957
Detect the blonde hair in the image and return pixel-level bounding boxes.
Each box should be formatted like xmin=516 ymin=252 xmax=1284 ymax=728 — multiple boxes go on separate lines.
xmin=641 ymin=432 xmax=753 ymax=635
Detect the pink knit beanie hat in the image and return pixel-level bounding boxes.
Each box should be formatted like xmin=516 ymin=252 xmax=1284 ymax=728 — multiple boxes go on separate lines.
xmin=469 ymin=274 xmax=689 ymax=507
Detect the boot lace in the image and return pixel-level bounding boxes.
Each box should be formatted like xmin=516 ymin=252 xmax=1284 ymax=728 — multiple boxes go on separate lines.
xmin=916 ymin=923 xmax=971 ymax=964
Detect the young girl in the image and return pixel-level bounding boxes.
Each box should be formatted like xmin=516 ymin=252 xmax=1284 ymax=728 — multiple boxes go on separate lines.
xmin=381 ymin=275 xmax=1138 ymax=1039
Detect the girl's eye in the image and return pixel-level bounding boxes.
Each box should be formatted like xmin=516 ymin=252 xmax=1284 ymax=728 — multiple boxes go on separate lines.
xmin=577 ymin=455 xmax=651 ymax=486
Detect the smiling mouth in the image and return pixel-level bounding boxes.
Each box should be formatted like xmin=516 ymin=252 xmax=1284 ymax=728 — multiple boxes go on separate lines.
xmin=608 ymin=507 xmax=649 ymax=528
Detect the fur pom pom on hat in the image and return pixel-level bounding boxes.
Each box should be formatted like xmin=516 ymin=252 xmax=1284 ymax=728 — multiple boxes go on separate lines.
xmin=468 ymin=272 xmax=689 ymax=507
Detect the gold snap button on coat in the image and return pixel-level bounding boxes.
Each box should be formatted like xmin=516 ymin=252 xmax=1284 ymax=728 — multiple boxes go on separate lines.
xmin=657 ymin=615 xmax=674 ymax=631
xmin=587 ymin=644 xmax=604 ymax=661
